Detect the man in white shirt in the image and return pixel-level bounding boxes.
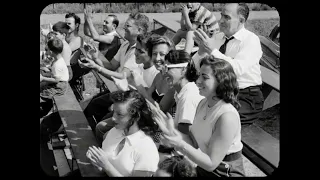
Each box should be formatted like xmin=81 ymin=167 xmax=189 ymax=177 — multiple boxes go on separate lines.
xmin=84 ymin=7 xmax=121 ymax=61
xmin=79 ymin=12 xmax=150 ymax=131
xmin=192 ymin=3 xmax=264 ymax=125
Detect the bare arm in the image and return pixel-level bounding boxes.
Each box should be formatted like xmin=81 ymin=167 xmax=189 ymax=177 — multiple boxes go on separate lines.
xmin=176 ymin=112 xmax=239 ymax=172
xmin=86 ymin=16 xmax=115 ymax=44
xmin=178 ymin=123 xmax=192 ymax=135
xmin=159 ymin=88 xmax=176 ymax=113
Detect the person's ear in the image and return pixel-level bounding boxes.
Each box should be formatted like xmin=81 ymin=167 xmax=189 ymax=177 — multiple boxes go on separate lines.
xmin=239 ymin=16 xmax=245 ymax=24
xmin=138 ymin=27 xmax=143 ymax=34
xmin=112 ymin=24 xmax=117 ymax=29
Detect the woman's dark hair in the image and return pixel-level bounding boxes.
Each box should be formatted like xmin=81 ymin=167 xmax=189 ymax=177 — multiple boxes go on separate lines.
xmin=158 ymin=155 xmax=197 ymax=177
xmin=165 ymin=50 xmax=198 ymax=82
xmin=110 ymin=90 xmax=159 ymax=137
xmin=199 ymin=55 xmax=241 ymax=110
xmin=52 ymin=21 xmax=70 ymax=36
xmin=47 ymin=37 xmax=63 ymax=54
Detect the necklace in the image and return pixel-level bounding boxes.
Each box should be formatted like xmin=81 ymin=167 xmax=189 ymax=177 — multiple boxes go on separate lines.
xmin=203 ymin=97 xmax=220 ymax=120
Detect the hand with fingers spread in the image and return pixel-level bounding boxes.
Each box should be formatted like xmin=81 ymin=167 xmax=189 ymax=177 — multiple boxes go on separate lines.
xmin=78 ymin=57 xmax=99 ymax=69
xmin=131 ymin=70 xmax=147 ymax=88
xmin=180 ymin=4 xmax=190 ymax=16
xmin=86 ymin=150 xmax=103 ymax=171
xmin=194 ymin=28 xmax=217 ymax=55
xmin=86 ymin=146 xmax=111 ymax=171
xmin=111 ymin=72 xmax=130 ymax=91
xmin=84 ymin=5 xmax=94 ymax=21
xmin=40 ymin=23 xmax=52 ymax=36
xmin=86 ymin=45 xmax=99 ymax=60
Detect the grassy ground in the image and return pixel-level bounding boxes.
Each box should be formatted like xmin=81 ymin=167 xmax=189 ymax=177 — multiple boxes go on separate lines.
xmin=40 ymin=18 xmax=280 ymax=140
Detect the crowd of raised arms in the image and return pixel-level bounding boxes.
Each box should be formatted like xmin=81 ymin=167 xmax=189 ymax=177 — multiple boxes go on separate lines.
xmin=40 ymin=3 xmax=265 ymax=177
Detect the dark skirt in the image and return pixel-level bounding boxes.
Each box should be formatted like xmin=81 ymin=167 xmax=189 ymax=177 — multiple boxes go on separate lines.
xmin=196 ymin=151 xmax=246 ymax=177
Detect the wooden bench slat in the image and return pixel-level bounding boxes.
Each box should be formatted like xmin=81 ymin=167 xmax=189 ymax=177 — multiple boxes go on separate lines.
xmin=260 ymin=66 xmax=279 ymax=91
xmin=53 ymin=149 xmax=71 ymax=176
xmin=241 ymin=124 xmax=279 ymax=169
xmin=53 ymin=84 xmax=105 ymax=177
xmin=154 ymin=19 xmax=180 ymax=33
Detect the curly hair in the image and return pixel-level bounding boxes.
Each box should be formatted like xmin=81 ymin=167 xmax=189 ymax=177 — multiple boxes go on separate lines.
xmin=129 ymin=12 xmax=149 ymax=34
xmin=158 ymin=155 xmax=197 ymax=177
xmin=199 ymin=56 xmax=241 ymax=110
xmin=109 ymin=90 xmax=159 ymax=137
xmin=165 ymin=50 xmax=198 ymax=82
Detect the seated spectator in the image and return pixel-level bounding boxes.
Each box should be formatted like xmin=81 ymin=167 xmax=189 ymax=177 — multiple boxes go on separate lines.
xmin=94 ymin=34 xmax=176 ymax=146
xmin=65 ymin=12 xmax=83 ymax=53
xmin=86 ymin=90 xmax=160 ymax=177
xmin=84 ymin=6 xmax=121 ymax=61
xmin=40 ymin=37 xmax=69 ymax=117
xmin=152 ymin=56 xmax=245 ymax=177
xmin=79 ymin=12 xmax=150 ymax=132
xmin=51 ymin=21 xmax=73 ymax=80
xmin=154 ymin=155 xmax=197 ymax=177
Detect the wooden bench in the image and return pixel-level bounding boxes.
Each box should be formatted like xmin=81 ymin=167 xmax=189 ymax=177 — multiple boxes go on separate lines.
xmin=241 ymin=124 xmax=279 ymax=176
xmin=51 ymin=83 xmax=105 ymax=177
xmin=153 ymin=18 xmax=180 ymax=33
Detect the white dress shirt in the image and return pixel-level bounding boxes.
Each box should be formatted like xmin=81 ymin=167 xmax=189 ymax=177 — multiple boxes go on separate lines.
xmin=192 ymin=27 xmax=263 ymax=89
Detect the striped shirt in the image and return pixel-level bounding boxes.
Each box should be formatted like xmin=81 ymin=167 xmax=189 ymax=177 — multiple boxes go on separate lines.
xmin=191 ymin=5 xmax=217 ymax=31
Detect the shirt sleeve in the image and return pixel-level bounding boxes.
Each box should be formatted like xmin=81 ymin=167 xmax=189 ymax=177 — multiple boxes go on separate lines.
xmin=211 ymin=35 xmax=263 ymax=77
xmin=133 ymin=140 xmax=159 ymax=172
xmin=179 ymin=96 xmax=204 ymax=124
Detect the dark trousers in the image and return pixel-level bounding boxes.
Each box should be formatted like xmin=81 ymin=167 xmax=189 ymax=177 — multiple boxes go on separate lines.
xmin=83 ymin=92 xmax=113 ymax=132
xmin=238 ymin=85 xmax=264 ymax=125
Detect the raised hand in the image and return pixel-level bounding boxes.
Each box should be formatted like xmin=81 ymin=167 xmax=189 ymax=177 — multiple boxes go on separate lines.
xmin=194 ymin=28 xmax=216 ymax=55
xmin=180 ymin=4 xmax=190 ymax=16
xmin=40 ymin=23 xmax=52 ymax=36
xmin=111 ymin=72 xmax=130 ymax=91
xmin=130 ymin=70 xmax=147 ymax=87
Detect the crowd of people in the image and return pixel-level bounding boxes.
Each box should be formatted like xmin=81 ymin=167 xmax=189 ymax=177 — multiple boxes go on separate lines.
xmin=40 ymin=2 xmax=265 ymax=177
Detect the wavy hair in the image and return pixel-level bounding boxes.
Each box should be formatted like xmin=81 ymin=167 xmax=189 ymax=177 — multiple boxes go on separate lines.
xmin=129 ymin=12 xmax=150 ymax=34
xmin=110 ymin=90 xmax=159 ymax=137
xmin=165 ymin=50 xmax=198 ymax=82
xmin=199 ymin=55 xmax=241 ymax=110
xmin=158 ymin=155 xmax=197 ymax=177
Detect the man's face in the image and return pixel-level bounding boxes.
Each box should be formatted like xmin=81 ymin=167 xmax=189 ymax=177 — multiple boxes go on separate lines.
xmin=65 ymin=17 xmax=77 ymax=33
xmin=103 ymin=16 xmax=115 ymax=34
xmin=163 ymin=61 xmax=185 ymax=88
xmin=124 ymin=18 xmax=140 ymax=40
xmin=219 ymin=3 xmax=242 ymax=37
xmin=135 ymin=41 xmax=150 ymax=65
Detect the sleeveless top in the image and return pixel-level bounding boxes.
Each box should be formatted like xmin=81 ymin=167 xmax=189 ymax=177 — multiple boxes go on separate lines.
xmin=191 ymin=99 xmax=243 ymax=155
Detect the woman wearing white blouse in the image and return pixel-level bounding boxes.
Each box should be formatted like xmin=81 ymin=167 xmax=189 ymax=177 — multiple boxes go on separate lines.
xmin=86 ymin=90 xmax=159 ymax=177
xmin=152 ymin=55 xmax=245 ymax=177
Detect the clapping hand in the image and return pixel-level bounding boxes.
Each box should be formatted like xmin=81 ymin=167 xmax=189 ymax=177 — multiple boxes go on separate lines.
xmin=180 ymin=4 xmax=190 ymax=16
xmin=194 ymin=28 xmax=216 ymax=55
xmin=86 ymin=146 xmax=110 ymax=171
xmin=84 ymin=5 xmax=94 ymax=21
xmin=111 ymin=72 xmax=130 ymax=91
xmin=78 ymin=57 xmax=99 ymax=69
xmin=86 ymin=44 xmax=99 ymax=60
xmin=131 ymin=70 xmax=147 ymax=87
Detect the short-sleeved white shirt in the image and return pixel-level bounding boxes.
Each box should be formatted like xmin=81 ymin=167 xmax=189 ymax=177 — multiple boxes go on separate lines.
xmin=174 ymin=82 xmax=205 ymax=127
xmin=113 ymin=40 xmax=139 ymax=73
xmin=102 ymin=128 xmax=159 ymax=176
xmin=51 ymin=57 xmax=69 ymax=81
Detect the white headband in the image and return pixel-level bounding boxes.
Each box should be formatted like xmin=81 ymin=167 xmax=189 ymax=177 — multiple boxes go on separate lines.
xmin=166 ymin=62 xmax=188 ymax=68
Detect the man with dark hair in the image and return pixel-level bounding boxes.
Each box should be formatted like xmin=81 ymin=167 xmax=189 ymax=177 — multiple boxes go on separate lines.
xmin=193 ymin=3 xmax=264 ymax=126
xmin=84 ymin=7 xmax=121 ymax=61
xmin=65 ymin=12 xmax=83 ymax=52
xmin=79 ymin=12 xmax=150 ymax=131
xmin=52 ymin=21 xmax=73 ymax=80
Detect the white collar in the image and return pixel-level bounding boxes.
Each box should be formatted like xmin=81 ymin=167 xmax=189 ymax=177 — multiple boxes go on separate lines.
xmin=230 ymin=26 xmax=247 ymax=41
xmin=114 ymin=129 xmax=145 ymax=146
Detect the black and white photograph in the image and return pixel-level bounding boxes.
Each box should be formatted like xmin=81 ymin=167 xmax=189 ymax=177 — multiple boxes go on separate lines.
xmin=40 ymin=2 xmax=280 ymax=177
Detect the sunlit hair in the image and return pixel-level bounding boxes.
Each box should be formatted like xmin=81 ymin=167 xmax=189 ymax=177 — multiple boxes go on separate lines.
xmin=158 ymin=155 xmax=197 ymax=177
xmin=47 ymin=37 xmax=63 ymax=54
xmin=65 ymin=12 xmax=81 ymax=31
xmin=108 ymin=14 xmax=119 ymax=28
xmin=129 ymin=12 xmax=149 ymax=34
xmin=110 ymin=90 xmax=159 ymax=137
xmin=52 ymin=21 xmax=70 ymax=36
xmin=165 ymin=50 xmax=198 ymax=82
xmin=199 ymin=55 xmax=241 ymax=110
xmin=146 ymin=35 xmax=174 ymax=58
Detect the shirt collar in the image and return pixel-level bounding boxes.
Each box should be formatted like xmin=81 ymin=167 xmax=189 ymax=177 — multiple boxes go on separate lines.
xmin=125 ymin=130 xmax=145 ymax=146
xmin=230 ymin=26 xmax=247 ymax=41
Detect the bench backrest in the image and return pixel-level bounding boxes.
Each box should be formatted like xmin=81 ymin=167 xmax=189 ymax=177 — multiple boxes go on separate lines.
xmin=53 ymin=83 xmax=105 ymax=177
xmin=260 ymin=66 xmax=279 ymax=92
